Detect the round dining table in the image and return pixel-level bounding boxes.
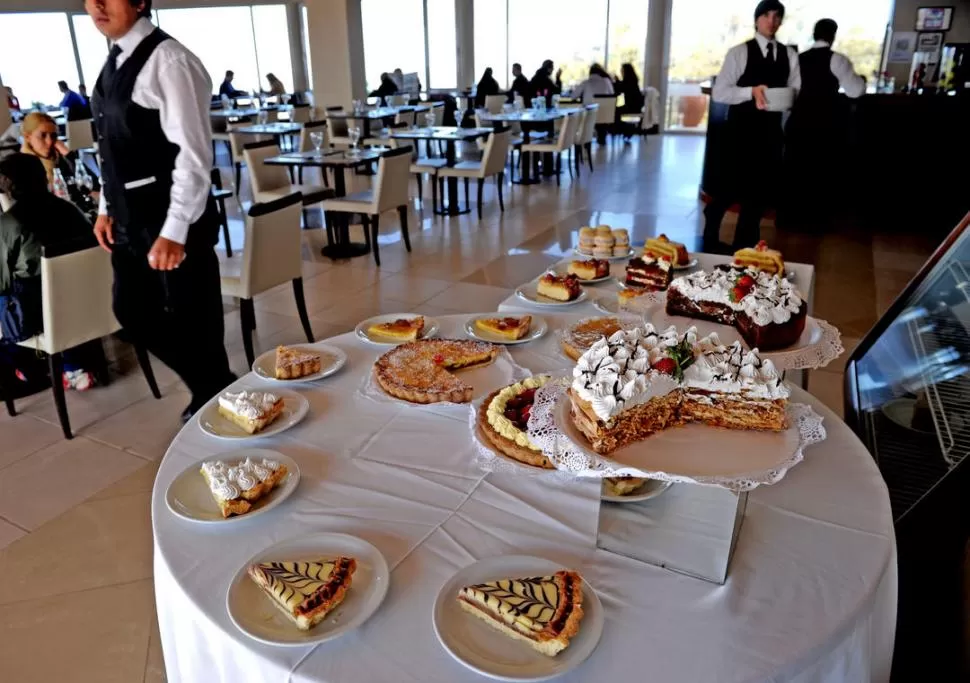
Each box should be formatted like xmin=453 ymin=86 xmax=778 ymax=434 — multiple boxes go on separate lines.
xmin=152 ymin=313 xmax=896 ymax=683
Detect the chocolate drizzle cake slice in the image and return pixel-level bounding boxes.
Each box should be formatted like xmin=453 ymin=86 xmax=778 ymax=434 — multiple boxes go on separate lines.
xmin=457 ymin=570 xmax=584 ymax=656
xmin=248 ymin=557 xmax=357 ymax=631
xmin=625 ymin=256 xmax=673 ymax=290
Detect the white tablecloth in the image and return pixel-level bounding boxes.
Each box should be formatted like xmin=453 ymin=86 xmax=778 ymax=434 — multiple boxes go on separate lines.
xmin=152 ymin=313 xmax=895 ymax=683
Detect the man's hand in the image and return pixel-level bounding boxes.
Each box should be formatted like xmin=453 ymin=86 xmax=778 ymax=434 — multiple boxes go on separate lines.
xmin=752 ymin=85 xmax=768 ymax=110
xmin=93 ymin=214 xmax=114 ymax=252
xmin=555 ymin=68 xmax=563 ymax=81
xmin=147 ymin=236 xmax=185 ymax=271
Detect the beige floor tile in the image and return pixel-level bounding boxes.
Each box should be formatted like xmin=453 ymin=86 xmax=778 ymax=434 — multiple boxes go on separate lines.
xmin=423 ymin=281 xmax=513 ymax=312
xmin=0 ymin=437 xmax=146 ymax=530
xmin=808 ymin=370 xmax=844 ymax=419
xmin=0 ymin=414 xmax=65 ymax=470
xmin=89 ymin=461 xmax=160 ymax=502
xmin=254 ymin=267 xmax=392 ymax=316
xmin=369 ymin=273 xmax=455 ymax=304
xmin=0 ymin=518 xmax=26 ymax=551
xmin=0 ymin=492 xmax=152 ymax=604
xmin=0 ymin=579 xmax=154 ymax=683
xmin=84 ymin=389 xmax=191 ymax=460
xmin=310 ymin=291 xmax=418 ymax=327
xmin=462 ymin=251 xmax=563 ymax=289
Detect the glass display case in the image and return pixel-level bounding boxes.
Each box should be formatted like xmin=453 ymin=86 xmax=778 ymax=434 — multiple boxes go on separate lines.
xmin=844 ymin=211 xmax=970 ymax=681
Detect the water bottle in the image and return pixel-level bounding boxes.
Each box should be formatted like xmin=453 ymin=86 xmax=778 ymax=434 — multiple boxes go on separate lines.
xmin=51 ymin=168 xmax=70 ymax=200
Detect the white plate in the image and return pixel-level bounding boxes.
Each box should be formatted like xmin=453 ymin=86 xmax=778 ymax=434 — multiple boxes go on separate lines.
xmin=573 ymin=246 xmax=634 ymax=262
xmin=514 ymin=283 xmax=589 ymax=308
xmin=601 ymin=478 xmax=673 ymax=503
xmin=199 ymin=389 xmax=309 ymax=440
xmin=671 ymin=257 xmax=699 ymax=271
xmin=165 ymin=448 xmax=300 ymax=524
xmin=555 ymin=392 xmax=802 ymax=481
xmin=433 ymin=555 xmax=604 ymax=682
xmin=550 ymin=266 xmax=612 ymax=285
xmin=464 ymin=315 xmax=548 ymax=345
xmin=227 ymin=532 xmax=390 ymax=647
xmin=355 ymin=313 xmax=440 ymax=345
xmin=252 ymin=343 xmax=348 ymax=383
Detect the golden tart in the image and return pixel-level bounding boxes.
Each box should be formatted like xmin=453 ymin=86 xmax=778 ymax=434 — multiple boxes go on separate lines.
xmin=374 ymin=339 xmax=499 ymax=404
xmin=217 ymin=390 xmax=285 ymax=434
xmin=457 ymin=570 xmax=584 ymax=657
xmin=475 ymin=315 xmax=532 ymax=341
xmin=478 ymin=376 xmax=554 ymax=468
xmin=275 ymin=345 xmax=322 ymax=379
xmin=560 ymin=316 xmax=636 ymax=361
xmin=200 ymin=457 xmax=288 ymax=518
xmin=248 ymin=557 xmax=356 ymax=631
xmin=368 ymin=316 xmax=425 ymax=342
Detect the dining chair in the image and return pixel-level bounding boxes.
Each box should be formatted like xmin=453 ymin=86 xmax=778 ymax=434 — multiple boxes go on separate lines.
xmin=219 ymin=192 xmax=314 ymax=368
xmin=210 ymin=167 xmax=235 ymax=257
xmin=321 ymin=146 xmax=413 ymax=267
xmin=593 ymin=94 xmax=618 ymax=144
xmin=410 ymin=147 xmax=448 ymax=213
xmin=227 ymin=117 xmax=260 ymax=197
xmin=242 ymin=140 xmax=334 ymax=228
xmin=65 ymin=119 xmax=96 ymax=154
xmin=576 ymin=104 xmax=598 ymax=173
xmin=289 ymin=104 xmax=312 ymax=124
xmin=3 ymin=242 xmax=160 ymax=439
xmin=521 ymin=113 xmax=580 ymax=186
xmin=437 ymin=127 xmax=511 ymax=219
xmin=484 ymin=95 xmax=506 ymax=114
xmin=324 ymin=106 xmax=353 ymax=148
xmin=387 ymin=94 xmax=410 ymax=107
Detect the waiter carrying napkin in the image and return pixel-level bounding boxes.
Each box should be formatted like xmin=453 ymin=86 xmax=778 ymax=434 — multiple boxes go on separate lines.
xmin=703 ymin=0 xmax=800 ymax=252
xmin=86 ymin=0 xmax=234 ymax=422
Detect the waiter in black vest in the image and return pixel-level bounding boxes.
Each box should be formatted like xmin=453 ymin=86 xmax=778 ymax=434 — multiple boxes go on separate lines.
xmin=703 ymin=0 xmax=800 ymax=253
xmin=783 ymin=19 xmax=865 ymax=227
xmin=86 ymin=0 xmax=234 ymax=422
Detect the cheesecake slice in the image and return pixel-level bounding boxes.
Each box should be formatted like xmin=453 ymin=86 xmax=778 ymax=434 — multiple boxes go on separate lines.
xmin=368 ymin=316 xmax=425 ymax=342
xmin=475 ymin=315 xmax=532 ymax=341
xmin=457 ymin=570 xmax=584 ymax=656
xmin=248 ymin=557 xmax=357 ymax=631
xmin=275 ymin=345 xmax=322 ymax=379
xmin=536 ymin=273 xmax=581 ymax=302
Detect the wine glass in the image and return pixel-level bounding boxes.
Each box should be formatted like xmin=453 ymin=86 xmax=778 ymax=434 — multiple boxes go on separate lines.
xmin=348 ymin=126 xmax=361 ymax=156
xmin=258 ymin=109 xmax=269 ymax=125
xmin=352 ymin=99 xmax=362 ymax=114
xmin=310 ymin=131 xmax=325 ymax=156
xmin=281 ymin=93 xmax=291 ymax=106
xmin=424 ymin=111 xmax=435 ymax=129
xmin=551 ymin=94 xmax=560 ymax=110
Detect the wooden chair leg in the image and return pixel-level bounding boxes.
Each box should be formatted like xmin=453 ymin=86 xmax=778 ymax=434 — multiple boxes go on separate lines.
xmin=217 ymin=200 xmax=232 ymax=258
xmin=240 ymin=298 xmax=256 ymax=368
xmin=48 ymin=352 xmax=72 ymax=439
xmin=476 ymin=178 xmax=484 ymax=219
xmin=323 ymin=210 xmax=334 ymax=245
xmin=234 ymin=163 xmax=242 ymax=196
xmin=431 ymin=174 xmax=439 ymax=213
xmin=397 ymin=206 xmax=412 ymax=252
xmin=556 ymin=154 xmax=561 ymax=186
xmin=566 ymin=149 xmax=573 ymax=179
xmin=463 ymin=178 xmax=470 ymax=210
xmin=298 ymin=167 xmax=304 ymax=184
xmin=287 ymin=166 xmax=295 ymax=184
xmin=415 ymin=174 xmax=423 ymax=206
xmin=370 ymin=215 xmax=381 ymax=266
xmin=496 ymin=172 xmax=505 ymax=212
xmin=361 ymin=215 xmax=371 ymax=251
xmin=586 ymin=143 xmax=593 ymax=172
xmin=292 ymin=278 xmax=315 ymax=343
xmin=134 ymin=345 xmax=161 ymax=399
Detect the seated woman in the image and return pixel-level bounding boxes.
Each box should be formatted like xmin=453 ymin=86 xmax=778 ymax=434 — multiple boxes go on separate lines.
xmin=20 ymin=111 xmax=99 ymax=214
xmin=0 ymin=153 xmax=102 ymax=391
xmin=615 ymin=63 xmax=645 ymax=139
xmin=573 ymin=63 xmax=614 ymax=103
xmin=474 ymin=68 xmax=501 ymax=108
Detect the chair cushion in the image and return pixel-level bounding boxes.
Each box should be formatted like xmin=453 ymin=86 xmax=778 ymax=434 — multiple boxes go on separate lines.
xmin=521 ymin=143 xmax=558 ymax=153
xmin=411 ymin=158 xmax=449 ymax=172
xmin=322 ymin=189 xmax=375 ymax=213
xmin=438 ymin=161 xmax=484 ymax=178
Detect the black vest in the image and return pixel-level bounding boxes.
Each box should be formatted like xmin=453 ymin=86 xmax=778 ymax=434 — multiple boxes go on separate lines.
xmin=798 ymin=47 xmax=839 ymax=103
xmin=730 ymin=38 xmax=790 ymax=126
xmin=92 ymin=28 xmax=215 ymax=252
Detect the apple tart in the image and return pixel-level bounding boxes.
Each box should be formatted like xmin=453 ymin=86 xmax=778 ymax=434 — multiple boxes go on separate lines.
xmin=374 ymin=339 xmax=499 ymax=404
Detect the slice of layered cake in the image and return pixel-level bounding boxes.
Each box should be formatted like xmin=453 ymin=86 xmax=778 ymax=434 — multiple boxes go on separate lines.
xmin=625 ymin=256 xmax=673 ymax=290
xmin=644 ymin=234 xmax=689 ymax=266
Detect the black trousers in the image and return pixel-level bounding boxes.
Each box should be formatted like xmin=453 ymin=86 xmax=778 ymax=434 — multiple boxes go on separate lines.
xmin=111 ymin=241 xmax=233 ymax=408
xmin=703 ymin=113 xmax=784 ymax=252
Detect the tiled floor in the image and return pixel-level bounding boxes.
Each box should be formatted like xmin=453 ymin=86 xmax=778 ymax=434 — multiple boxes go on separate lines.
xmin=0 ymin=134 xmax=938 ymax=681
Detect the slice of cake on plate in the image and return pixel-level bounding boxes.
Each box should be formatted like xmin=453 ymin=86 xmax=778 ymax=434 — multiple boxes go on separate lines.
xmin=368 ymin=316 xmax=425 ymax=342
xmin=475 ymin=316 xmax=532 ymax=341
xmin=644 ymin=234 xmax=689 ymax=266
xmin=275 ymin=345 xmax=322 ymax=379
xmin=603 ymin=477 xmax=647 ymax=497
xmin=537 ymin=273 xmax=582 ymax=302
xmin=217 ymin=390 xmax=285 ymax=434
xmin=478 ymin=375 xmax=554 ymax=468
xmin=248 ymin=556 xmax=357 ymax=631
xmin=617 ymin=286 xmax=655 ymax=312
xmin=733 ymin=240 xmax=785 ymax=275
xmin=567 ymin=259 xmax=610 ymax=280
xmin=457 ymin=569 xmax=584 ymax=656
xmin=625 ymin=256 xmax=673 ymax=290
xmin=200 ymin=457 xmax=288 ymax=517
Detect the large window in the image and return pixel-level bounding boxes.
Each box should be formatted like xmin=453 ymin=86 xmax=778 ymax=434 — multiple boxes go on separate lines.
xmin=301 ymin=4 xmax=314 ymax=88
xmin=0 ymin=13 xmax=79 ymax=107
xmin=606 ymin=0 xmax=649 ymax=80
xmin=427 ymin=0 xmax=458 ymax=88
xmin=361 ymin=0 xmax=427 ymax=93
xmin=252 ymin=5 xmax=295 ymax=93
xmin=474 ymin=0 xmax=508 ymax=88
xmin=72 ymin=14 xmax=109 ymax=88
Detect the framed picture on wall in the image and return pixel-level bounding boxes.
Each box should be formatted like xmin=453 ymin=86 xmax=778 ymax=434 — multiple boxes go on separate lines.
xmin=916 ymin=7 xmax=954 ymax=31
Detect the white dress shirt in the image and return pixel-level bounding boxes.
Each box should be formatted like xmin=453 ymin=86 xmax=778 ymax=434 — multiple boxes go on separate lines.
xmin=97 ymin=17 xmax=213 ymax=246
xmin=574 ymin=74 xmax=615 ymax=103
xmin=808 ymin=40 xmax=866 ymax=98
xmin=712 ymin=33 xmax=802 ymax=105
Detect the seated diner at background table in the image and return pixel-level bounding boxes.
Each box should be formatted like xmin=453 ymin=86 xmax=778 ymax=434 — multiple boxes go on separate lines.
xmin=530 ymin=59 xmax=562 ymax=106
xmin=218 ymin=70 xmax=247 ymax=99
xmin=614 ymin=63 xmax=645 ymax=140
xmin=474 ymin=68 xmax=501 ymax=107
xmin=57 ymin=80 xmax=91 ymax=120
xmin=18 ymin=112 xmax=100 ymax=215
xmin=369 ymin=72 xmax=400 ymax=102
xmin=263 ymin=73 xmax=287 ymax=98
xmin=572 ymin=63 xmax=614 ymax=103
xmin=0 ymin=153 xmax=103 ymax=392
xmin=509 ymin=62 xmax=531 ymax=102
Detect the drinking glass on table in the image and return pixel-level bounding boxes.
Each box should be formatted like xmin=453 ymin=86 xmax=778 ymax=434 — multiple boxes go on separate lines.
xmin=348 ymin=126 xmax=361 ymax=156
xmin=352 ymin=99 xmax=362 ymax=114
xmin=424 ymin=111 xmax=435 ymax=129
xmin=257 ymin=108 xmax=269 ymax=125
xmin=310 ymin=131 xmax=325 ymax=156
xmin=551 ymin=94 xmax=560 ymax=110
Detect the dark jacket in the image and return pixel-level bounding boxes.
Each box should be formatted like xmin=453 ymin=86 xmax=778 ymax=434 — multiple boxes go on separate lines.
xmin=219 ymin=80 xmax=246 ymax=98
xmin=474 ymin=75 xmax=501 ymax=107
xmin=369 ymin=79 xmax=399 ymax=102
xmin=617 ymin=78 xmax=644 ymax=112
xmin=510 ymin=74 xmax=531 ymax=101
xmin=0 ymin=193 xmax=93 ymax=294
xmin=529 ymin=69 xmax=561 ymax=105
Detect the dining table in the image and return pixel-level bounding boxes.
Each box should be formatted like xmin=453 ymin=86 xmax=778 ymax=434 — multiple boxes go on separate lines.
xmin=151 ymin=310 xmax=896 ymax=683
xmin=479 ymin=108 xmax=574 ymax=185
xmin=327 ymin=103 xmax=443 ymax=138
xmin=264 ymin=147 xmax=387 ymax=260
xmin=389 ymin=126 xmax=493 ymax=216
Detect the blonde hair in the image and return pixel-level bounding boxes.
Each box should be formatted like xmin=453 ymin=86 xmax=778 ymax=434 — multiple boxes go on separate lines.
xmin=21 ymin=111 xmax=58 ymax=138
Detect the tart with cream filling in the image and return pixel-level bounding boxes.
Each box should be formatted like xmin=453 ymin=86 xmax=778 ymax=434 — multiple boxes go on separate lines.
xmin=457 ymin=570 xmax=584 ymax=657
xmin=478 ymin=376 xmax=553 ymax=468
xmin=248 ymin=557 xmax=357 ymax=631
xmin=200 ymin=457 xmax=288 ymax=517
xmin=217 ymin=390 xmax=285 ymax=434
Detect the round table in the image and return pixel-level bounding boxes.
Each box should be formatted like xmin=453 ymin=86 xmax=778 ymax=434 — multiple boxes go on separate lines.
xmin=152 ymin=313 xmax=896 ymax=683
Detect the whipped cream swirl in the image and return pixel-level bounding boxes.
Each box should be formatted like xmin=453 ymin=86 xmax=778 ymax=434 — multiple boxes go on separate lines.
xmin=682 ymin=343 xmax=789 ymax=400
xmin=669 ymin=267 xmax=803 ymax=324
xmin=201 ymin=457 xmax=282 ymax=500
xmin=218 ymin=391 xmax=280 ymax=419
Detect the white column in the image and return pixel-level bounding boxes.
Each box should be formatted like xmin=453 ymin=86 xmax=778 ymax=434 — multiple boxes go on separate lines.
xmin=643 ymin=0 xmax=672 ymax=131
xmin=304 ymin=0 xmax=367 ymax=107
xmin=455 ymin=0 xmax=475 ymax=92
xmin=286 ymin=3 xmax=308 ymax=93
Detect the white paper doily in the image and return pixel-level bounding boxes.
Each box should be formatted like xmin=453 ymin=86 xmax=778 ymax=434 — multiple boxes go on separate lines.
xmin=527 ymin=380 xmax=826 ymax=492
xmin=358 ymin=346 xmax=532 ymax=409
xmin=758 ymin=318 xmax=844 ymax=371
